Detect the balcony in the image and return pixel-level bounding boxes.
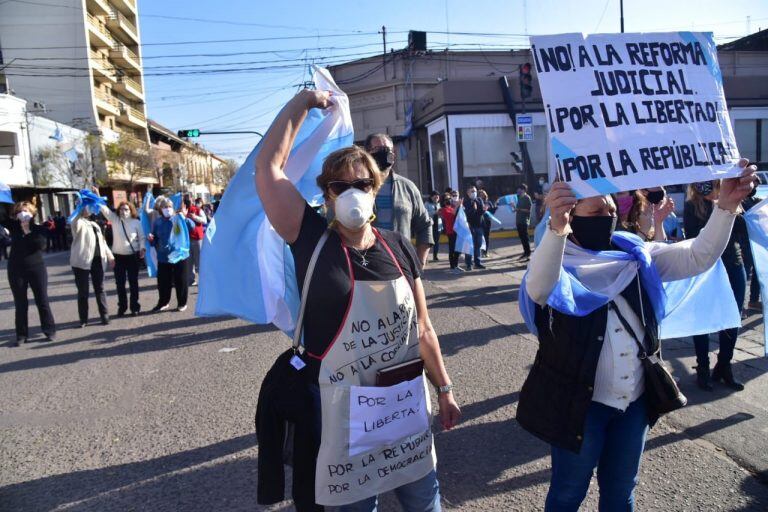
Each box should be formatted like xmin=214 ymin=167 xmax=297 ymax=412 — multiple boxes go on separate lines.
xmin=94 ymin=89 xmax=121 ymax=116
xmin=106 ymin=9 xmax=139 ymax=45
xmin=87 ymin=13 xmax=115 ymax=49
xmin=89 ymin=51 xmax=116 ymax=82
xmin=114 ymin=74 xmax=143 ymax=100
xmin=111 ymin=0 xmax=137 ymax=16
xmin=86 ymin=0 xmax=110 ymax=15
xmin=110 ymin=44 xmax=141 ymax=72
xmin=118 ymin=102 xmax=147 ymax=128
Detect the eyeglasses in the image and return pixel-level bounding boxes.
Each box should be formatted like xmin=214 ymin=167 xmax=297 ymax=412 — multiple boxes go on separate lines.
xmin=326 ymin=179 xmax=374 ymax=196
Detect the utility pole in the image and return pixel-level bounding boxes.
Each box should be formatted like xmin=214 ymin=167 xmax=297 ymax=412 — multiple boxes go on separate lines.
xmin=620 ymin=0 xmax=625 ymax=33
xmin=381 ymin=25 xmax=387 ymax=80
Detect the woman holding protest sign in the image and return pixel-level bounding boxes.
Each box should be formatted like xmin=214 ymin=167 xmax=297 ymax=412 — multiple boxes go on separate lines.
xmin=684 ymin=181 xmax=748 ymax=391
xmin=255 ymin=88 xmax=460 ymax=511
xmin=518 ymin=160 xmax=756 ymax=511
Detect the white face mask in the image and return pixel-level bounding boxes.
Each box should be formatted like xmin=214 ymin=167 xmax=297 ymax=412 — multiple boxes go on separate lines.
xmin=333 ymin=188 xmax=374 ymax=230
xmin=469 ymin=192 xmax=478 ymax=200
xmin=162 ymin=207 xmax=174 ymax=218
xmin=17 ymin=211 xmax=33 ymax=222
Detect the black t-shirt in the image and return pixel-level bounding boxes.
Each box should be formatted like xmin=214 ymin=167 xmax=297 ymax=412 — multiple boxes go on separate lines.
xmin=290 ymin=204 xmax=421 ymax=364
xmin=683 ymin=200 xmax=746 ymax=267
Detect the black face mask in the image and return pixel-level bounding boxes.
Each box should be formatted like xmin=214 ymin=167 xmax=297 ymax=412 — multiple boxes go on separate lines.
xmin=570 ymin=215 xmax=617 ymax=251
xmin=646 ymin=190 xmax=665 ymax=204
xmin=370 ymin=148 xmax=395 ymax=172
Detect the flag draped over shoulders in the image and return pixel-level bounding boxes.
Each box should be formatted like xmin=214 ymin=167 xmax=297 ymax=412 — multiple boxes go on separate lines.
xmin=168 ymin=213 xmax=190 ymax=264
xmin=195 ymin=67 xmax=353 ymax=333
xmin=744 ymin=197 xmax=768 ymax=356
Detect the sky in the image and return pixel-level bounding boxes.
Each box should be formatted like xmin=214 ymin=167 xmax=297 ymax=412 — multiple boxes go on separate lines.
xmin=138 ymin=0 xmax=768 ymax=163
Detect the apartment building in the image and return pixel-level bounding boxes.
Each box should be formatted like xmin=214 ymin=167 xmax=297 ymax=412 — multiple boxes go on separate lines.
xmin=0 ymin=0 xmax=153 ymax=204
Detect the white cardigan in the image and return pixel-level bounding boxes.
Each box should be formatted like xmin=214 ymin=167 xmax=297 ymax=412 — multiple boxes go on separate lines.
xmin=70 ymin=216 xmax=114 ymax=271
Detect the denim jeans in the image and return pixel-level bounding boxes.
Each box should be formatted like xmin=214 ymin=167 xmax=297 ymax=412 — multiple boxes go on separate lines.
xmin=336 ymin=469 xmax=441 ymax=512
xmin=545 ymin=397 xmax=649 ymax=512
xmin=465 ymin=226 xmax=484 ymax=268
xmin=693 ymin=261 xmax=746 ymax=367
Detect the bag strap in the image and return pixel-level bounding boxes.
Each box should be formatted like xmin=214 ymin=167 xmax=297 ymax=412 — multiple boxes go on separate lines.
xmin=119 ymin=219 xmax=137 ymax=254
xmin=292 ymin=230 xmax=330 ymax=351
xmin=607 ymin=301 xmax=649 ymax=359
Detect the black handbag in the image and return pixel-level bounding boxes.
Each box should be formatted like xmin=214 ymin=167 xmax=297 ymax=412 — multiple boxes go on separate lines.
xmin=608 ymin=302 xmax=687 ymax=415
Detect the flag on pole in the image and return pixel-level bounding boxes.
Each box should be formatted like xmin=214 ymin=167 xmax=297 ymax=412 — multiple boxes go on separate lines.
xmin=196 ymin=67 xmax=353 ymax=333
xmin=744 ymin=197 xmax=768 ymax=356
xmin=140 ymin=192 xmax=158 ymax=277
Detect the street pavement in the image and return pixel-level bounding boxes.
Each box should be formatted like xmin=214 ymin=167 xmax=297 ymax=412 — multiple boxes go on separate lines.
xmin=1 ymin=240 xmax=768 ymax=511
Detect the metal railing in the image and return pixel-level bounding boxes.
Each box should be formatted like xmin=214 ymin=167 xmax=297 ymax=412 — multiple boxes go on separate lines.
xmin=95 ymin=89 xmax=120 ymax=109
xmin=113 ymin=44 xmax=140 ymax=66
xmin=89 ymin=50 xmax=116 ymax=75
xmin=87 ymin=13 xmax=114 ymax=46
xmin=118 ymin=75 xmax=142 ymax=94
xmin=108 ymin=9 xmax=138 ymax=38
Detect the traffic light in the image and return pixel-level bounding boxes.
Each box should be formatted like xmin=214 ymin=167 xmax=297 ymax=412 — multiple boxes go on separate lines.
xmin=520 ymin=63 xmax=533 ymax=99
xmin=178 ymin=129 xmax=200 ymax=138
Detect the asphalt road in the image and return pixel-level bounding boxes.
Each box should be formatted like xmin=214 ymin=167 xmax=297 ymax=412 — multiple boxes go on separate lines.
xmin=1 ymin=241 xmax=768 ymax=511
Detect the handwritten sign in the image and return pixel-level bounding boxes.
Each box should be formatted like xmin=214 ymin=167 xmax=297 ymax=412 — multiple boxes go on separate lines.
xmin=348 ymin=376 xmax=429 ymax=456
xmin=530 ymin=32 xmax=741 ymax=198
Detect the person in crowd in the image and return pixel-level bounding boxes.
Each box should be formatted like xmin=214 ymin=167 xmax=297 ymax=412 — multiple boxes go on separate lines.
xmin=515 ymin=184 xmax=533 ymax=261
xmin=463 ymin=185 xmax=487 ymax=270
xmin=99 ymin=200 xmax=145 ymax=317
xmin=0 ymin=223 xmax=10 ymax=260
xmin=148 ymin=197 xmax=194 ymax=312
xmin=364 ymin=133 xmax=433 ymax=267
xmin=202 ymin=202 xmax=214 ymax=222
xmin=71 ymin=202 xmax=115 ymax=327
xmin=4 ymin=201 xmax=56 ymax=345
xmin=425 ymin=190 xmax=442 ymax=262
xmin=439 ymin=192 xmax=460 ymax=273
xmin=185 ymin=196 xmax=207 ymax=286
xmin=255 ymin=89 xmax=460 ymax=511
xmin=54 ymin=211 xmax=68 ymax=250
xmin=478 ymin=189 xmax=497 ymax=257
xmin=521 ymin=162 xmax=756 ymax=511
xmin=741 ymin=186 xmax=762 ymax=311
xmin=450 ymin=189 xmax=461 ymax=208
xmin=684 ymin=180 xmax=748 ymax=391
xmin=533 ymin=175 xmax=551 ymax=222
xmin=623 ymin=188 xmax=675 ymax=241
xmin=44 ymin=216 xmax=56 ymax=252
xmin=615 ymin=191 xmax=635 ymax=227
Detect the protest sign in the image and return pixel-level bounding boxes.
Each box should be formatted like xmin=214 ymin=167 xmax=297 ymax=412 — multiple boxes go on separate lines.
xmin=530 ymin=32 xmax=741 ymax=198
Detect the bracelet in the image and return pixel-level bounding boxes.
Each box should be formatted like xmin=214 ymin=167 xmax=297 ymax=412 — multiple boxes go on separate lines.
xmin=435 ymin=384 xmax=454 ymax=394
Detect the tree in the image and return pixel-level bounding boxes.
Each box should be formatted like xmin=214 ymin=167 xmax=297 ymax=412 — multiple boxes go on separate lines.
xmin=32 ymin=134 xmax=105 ymax=189
xmin=104 ymin=134 xmax=157 ymax=192
xmin=213 ymin=158 xmax=239 ymax=189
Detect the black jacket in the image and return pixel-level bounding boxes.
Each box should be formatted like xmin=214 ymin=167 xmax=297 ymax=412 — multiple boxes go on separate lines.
xmin=3 ymin=220 xmax=47 ymax=270
xmin=516 ymin=277 xmax=659 ymax=453
xmin=684 ymin=200 xmax=746 ymax=268
xmin=463 ymin=197 xmax=485 ymax=228
xmin=255 ymin=349 xmax=323 ymax=512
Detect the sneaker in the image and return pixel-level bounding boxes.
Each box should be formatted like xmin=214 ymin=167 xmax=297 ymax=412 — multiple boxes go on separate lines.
xmin=100 ymin=316 xmax=110 ymax=326
xmin=465 ymin=265 xmax=473 ymax=271
xmin=475 ymin=263 xmax=487 ymax=270
xmin=79 ymin=322 xmax=87 ymax=328
xmin=177 ymin=305 xmax=188 ymax=312
xmin=151 ymin=304 xmax=171 ymax=312
xmin=452 ymin=267 xmax=465 ymax=274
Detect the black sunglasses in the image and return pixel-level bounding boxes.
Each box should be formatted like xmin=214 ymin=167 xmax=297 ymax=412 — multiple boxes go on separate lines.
xmin=327 ymin=179 xmax=374 ymax=196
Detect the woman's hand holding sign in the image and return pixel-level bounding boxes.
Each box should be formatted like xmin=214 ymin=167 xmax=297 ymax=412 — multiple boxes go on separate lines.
xmin=546 ymin=182 xmax=578 ymax=235
xmin=719 ymin=158 xmax=758 ymax=213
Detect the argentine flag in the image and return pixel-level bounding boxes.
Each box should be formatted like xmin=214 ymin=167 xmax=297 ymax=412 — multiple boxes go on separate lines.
xmin=196 ymin=67 xmax=353 ymax=333
xmin=745 ymin=197 xmax=768 ymax=357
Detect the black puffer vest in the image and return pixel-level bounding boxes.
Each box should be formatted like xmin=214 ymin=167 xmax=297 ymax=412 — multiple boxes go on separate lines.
xmin=516 ymin=276 xmax=660 ymax=453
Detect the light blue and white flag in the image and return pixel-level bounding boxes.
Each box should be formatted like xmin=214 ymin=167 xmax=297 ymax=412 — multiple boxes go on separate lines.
xmin=520 ymin=230 xmax=741 ymax=339
xmin=168 ymin=213 xmax=191 ymax=264
xmin=68 ymin=189 xmax=107 ymax=223
xmin=0 ymin=182 xmax=12 ymax=204
xmin=497 ymin=194 xmax=518 ymax=214
xmin=140 ymin=192 xmax=158 ymax=277
xmin=196 ymin=67 xmax=353 ymax=333
xmin=744 ymin=197 xmax=768 ymax=356
xmin=454 ymin=205 xmax=485 ymax=256
xmin=484 ymin=210 xmax=503 ymax=226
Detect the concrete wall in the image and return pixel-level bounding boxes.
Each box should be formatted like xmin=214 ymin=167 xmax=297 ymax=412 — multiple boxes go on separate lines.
xmin=0 ymin=94 xmax=33 ymax=186
xmin=27 ymin=114 xmax=91 ymax=189
xmin=0 ymin=0 xmax=98 ymax=131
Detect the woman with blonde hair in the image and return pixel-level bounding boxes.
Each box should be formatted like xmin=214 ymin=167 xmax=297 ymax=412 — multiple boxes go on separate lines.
xmin=684 ymin=180 xmax=748 ymax=391
xmin=99 ymin=200 xmax=145 ymax=316
xmin=255 ymin=89 xmax=460 ymax=511
xmin=3 ymin=201 xmax=56 ymax=345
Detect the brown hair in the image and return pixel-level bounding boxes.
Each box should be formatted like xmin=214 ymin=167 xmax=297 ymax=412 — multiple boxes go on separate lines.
xmin=478 ymin=189 xmax=489 ymax=201
xmin=117 ymin=200 xmax=138 ymax=219
xmin=13 ymin=201 xmax=37 ymax=218
xmin=687 ymin=181 xmax=722 ymax=220
xmin=317 ymin=146 xmax=383 ymax=199
xmin=364 ymin=133 xmax=392 ymax=151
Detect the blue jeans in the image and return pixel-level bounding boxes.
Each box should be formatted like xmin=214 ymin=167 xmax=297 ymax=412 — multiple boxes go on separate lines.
xmin=693 ymin=261 xmax=746 ymax=367
xmin=337 ymin=469 xmax=441 ymax=512
xmin=545 ymin=398 xmax=649 ymax=512
xmin=465 ymin=226 xmax=484 ymax=267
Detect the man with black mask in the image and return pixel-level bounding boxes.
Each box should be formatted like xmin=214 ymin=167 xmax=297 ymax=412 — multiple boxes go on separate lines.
xmin=364 ymin=133 xmax=433 ymax=267
xmin=518 ymin=161 xmax=758 ymax=511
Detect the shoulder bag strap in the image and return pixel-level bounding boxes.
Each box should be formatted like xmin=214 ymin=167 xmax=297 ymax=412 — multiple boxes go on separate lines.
xmin=608 ymin=301 xmax=649 ymax=358
xmin=292 ymin=230 xmax=330 ymax=351
xmin=119 ymin=219 xmax=137 ymax=255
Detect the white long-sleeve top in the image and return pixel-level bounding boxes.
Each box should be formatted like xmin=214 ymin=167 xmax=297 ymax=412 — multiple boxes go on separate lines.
xmin=100 ymin=206 xmax=146 ymax=256
xmin=526 ymin=206 xmax=737 ymax=410
xmin=70 ymin=216 xmax=114 ymax=270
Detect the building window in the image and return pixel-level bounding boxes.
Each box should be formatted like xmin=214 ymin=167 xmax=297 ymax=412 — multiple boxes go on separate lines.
xmin=0 ymin=131 xmax=19 ymax=156
xmin=734 ymin=119 xmax=767 ymax=170
xmin=429 ymin=130 xmax=449 ymax=193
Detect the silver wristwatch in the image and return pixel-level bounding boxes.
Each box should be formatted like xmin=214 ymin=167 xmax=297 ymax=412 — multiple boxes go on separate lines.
xmin=435 ymin=384 xmax=453 ymax=394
